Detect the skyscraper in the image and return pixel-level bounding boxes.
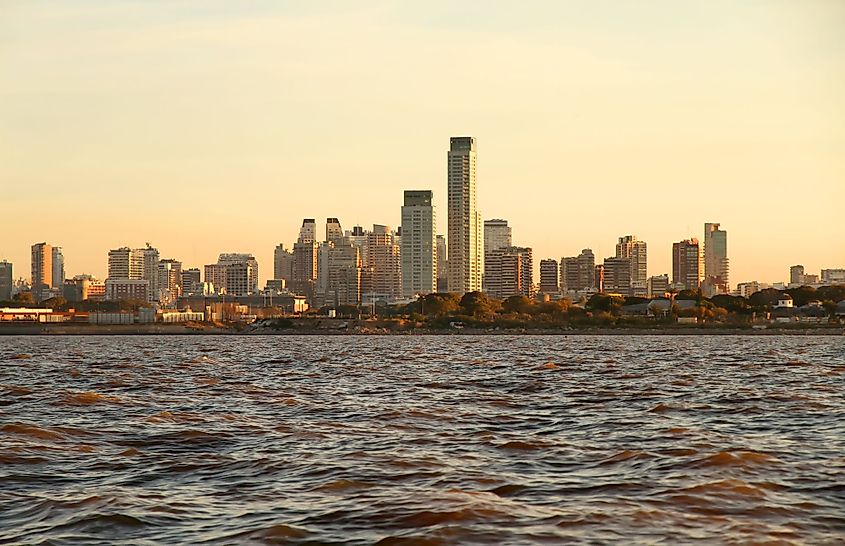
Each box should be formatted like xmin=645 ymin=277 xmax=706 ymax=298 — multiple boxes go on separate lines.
xmin=559 ymin=249 xmax=596 ymax=292
xmin=217 ymin=253 xmax=259 ymax=296
xmin=602 ymin=257 xmax=632 ymax=296
xmin=0 ymin=261 xmax=12 ymax=301
xmin=447 ymin=136 xmax=482 ymax=294
xmin=326 ymin=218 xmax=344 ymax=243
xmin=401 ymin=190 xmax=436 ymax=298
xmin=672 ymin=238 xmax=702 ymax=290
xmin=790 ymin=265 xmax=805 ymax=286
xmin=158 ymin=259 xmax=182 ymax=304
xmin=293 ymin=219 xmax=319 ymax=302
xmin=703 ymin=223 xmax=729 ymax=294
xmin=31 ymin=242 xmax=53 ymax=302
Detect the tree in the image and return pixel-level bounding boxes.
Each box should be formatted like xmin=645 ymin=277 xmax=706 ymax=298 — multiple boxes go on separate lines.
xmin=460 ymin=291 xmax=498 ymax=320
xmin=421 ymin=293 xmax=461 ymax=317
xmin=12 ymin=292 xmax=34 ymax=305
xmin=502 ymin=295 xmax=534 ymax=315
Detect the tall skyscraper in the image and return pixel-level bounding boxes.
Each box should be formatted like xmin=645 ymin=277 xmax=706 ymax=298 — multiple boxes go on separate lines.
xmin=158 ymin=259 xmax=182 ymax=304
xmin=51 ymin=247 xmax=65 ymax=288
xmin=293 ymin=219 xmax=319 ymax=302
xmin=615 ymin=235 xmax=647 ymax=292
xmin=217 ymin=253 xmax=259 ymax=296
xmin=0 ymin=261 xmax=12 ymax=301
xmin=485 ymin=246 xmax=533 ymax=300
xmin=326 ymin=218 xmax=344 ymax=243
xmin=107 ymin=244 xmax=159 ymax=301
xmin=672 ymin=238 xmax=702 ymax=290
xmin=401 ymin=190 xmax=436 ymax=298
xmin=703 ymin=223 xmax=729 ymax=294
xmin=539 ymin=259 xmax=559 ymax=294
xmin=31 ymin=242 xmax=53 ymax=302
xmin=447 ymin=136 xmax=482 ymax=294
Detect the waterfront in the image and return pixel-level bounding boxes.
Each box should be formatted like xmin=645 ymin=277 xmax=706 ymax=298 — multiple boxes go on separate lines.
xmin=1 ymin=335 xmax=844 ymax=544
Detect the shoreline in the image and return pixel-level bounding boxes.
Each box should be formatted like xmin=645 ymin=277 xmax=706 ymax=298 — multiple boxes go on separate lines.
xmin=1 ymin=324 xmax=842 ymax=336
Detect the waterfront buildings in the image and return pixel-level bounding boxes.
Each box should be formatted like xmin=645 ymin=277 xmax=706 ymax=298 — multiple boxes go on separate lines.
xmin=703 ymin=223 xmax=729 ymax=295
xmin=51 ymin=247 xmax=64 ymax=289
xmin=158 ymin=259 xmax=182 ymax=305
xmin=31 ymin=242 xmax=53 ymax=302
xmin=401 ymin=190 xmax=437 ymax=298
xmin=0 ymin=261 xmax=11 ymax=301
xmin=539 ymin=259 xmax=559 ymax=294
xmin=106 ymin=244 xmax=160 ymax=302
xmin=366 ymin=224 xmax=402 ymax=301
xmin=105 ymin=278 xmax=149 ymax=302
xmin=447 ymin=136 xmax=483 ymax=294
xmin=292 ymin=219 xmax=319 ymax=302
xmin=672 ymin=239 xmax=702 ymax=290
xmin=485 ymin=246 xmax=534 ymax=300
xmin=602 ymin=257 xmax=632 ymax=296
xmin=560 ymin=249 xmax=596 ymax=292
xmin=616 ymin=235 xmax=647 ymax=295
xmin=215 ymin=254 xmax=259 ymax=296
xmin=273 ymin=244 xmax=294 ymax=287
xmin=647 ymin=274 xmax=670 ymax=298
xmin=181 ymin=268 xmax=201 ymax=295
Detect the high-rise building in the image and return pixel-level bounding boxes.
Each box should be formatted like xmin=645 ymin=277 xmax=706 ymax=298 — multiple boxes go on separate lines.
xmin=790 ymin=265 xmax=805 ymax=286
xmin=366 ymin=224 xmax=402 ymax=301
xmin=326 ymin=218 xmax=344 ymax=243
xmin=485 ymin=246 xmax=533 ymax=300
xmin=594 ymin=264 xmax=605 ymax=293
xmin=559 ymin=249 xmax=596 ymax=292
xmin=273 ymin=244 xmax=294 ymax=285
xmin=647 ymin=274 xmax=670 ymax=298
xmin=672 ymin=238 xmax=702 ymax=290
xmin=107 ymin=244 xmax=159 ymax=302
xmin=484 ymin=219 xmax=512 ymax=254
xmin=0 ymin=261 xmax=12 ymax=301
xmin=615 ymin=235 xmax=647 ymax=291
xmin=319 ymin=240 xmax=361 ymax=307
xmin=401 ymin=190 xmax=437 ymax=298
xmin=158 ymin=259 xmax=182 ymax=304
xmin=31 ymin=242 xmax=53 ymax=302
xmin=602 ymin=257 xmax=632 ymax=295
xmin=436 ymin=235 xmax=447 ymax=292
xmin=821 ymin=269 xmax=845 ymax=284
xmin=539 ymin=259 xmax=559 ymax=294
xmin=216 ymin=253 xmax=259 ymax=296
xmin=703 ymin=223 xmax=729 ymax=294
xmin=51 ymin=247 xmax=64 ymax=288
xmin=181 ymin=268 xmax=201 ymax=296
xmin=447 ymin=136 xmax=483 ymax=294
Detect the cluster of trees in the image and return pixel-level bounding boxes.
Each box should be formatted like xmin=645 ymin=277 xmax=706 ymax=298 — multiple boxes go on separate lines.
xmin=0 ymin=295 xmax=150 ymax=312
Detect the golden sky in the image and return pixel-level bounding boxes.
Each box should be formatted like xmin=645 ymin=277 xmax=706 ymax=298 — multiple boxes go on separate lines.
xmin=1 ymin=1 xmax=843 ymax=286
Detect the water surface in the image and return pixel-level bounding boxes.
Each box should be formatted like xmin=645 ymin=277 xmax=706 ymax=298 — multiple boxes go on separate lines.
xmin=1 ymin=335 xmax=844 ymax=544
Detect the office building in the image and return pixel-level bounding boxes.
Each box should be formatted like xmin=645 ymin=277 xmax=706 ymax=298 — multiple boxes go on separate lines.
xmin=447 ymin=136 xmax=483 ymax=294
xmin=539 ymin=259 xmax=559 ymax=294
xmin=105 ymin=279 xmax=149 ymax=302
xmin=401 ymin=190 xmax=437 ymax=298
xmin=703 ymin=223 xmax=729 ymax=294
xmin=0 ymin=261 xmax=11 ymax=301
xmin=672 ymin=238 xmax=702 ymax=290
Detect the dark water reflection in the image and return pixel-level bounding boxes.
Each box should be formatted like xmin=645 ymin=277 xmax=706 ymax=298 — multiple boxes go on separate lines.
xmin=1 ymin=335 xmax=844 ymax=545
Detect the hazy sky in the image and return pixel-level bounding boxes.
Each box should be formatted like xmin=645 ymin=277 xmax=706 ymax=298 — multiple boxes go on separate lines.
xmin=2 ymin=1 xmax=843 ymax=286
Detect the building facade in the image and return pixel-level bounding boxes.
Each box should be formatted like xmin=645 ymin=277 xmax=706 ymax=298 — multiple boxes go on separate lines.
xmin=485 ymin=246 xmax=533 ymax=300
xmin=0 ymin=261 xmax=11 ymax=301
xmin=703 ymin=223 xmax=729 ymax=294
xmin=539 ymin=259 xmax=559 ymax=294
xmin=447 ymin=136 xmax=483 ymax=294
xmin=615 ymin=235 xmax=647 ymax=293
xmin=273 ymin=244 xmax=294 ymax=285
xmin=602 ymin=257 xmax=632 ymax=295
xmin=672 ymin=238 xmax=702 ymax=290
xmin=401 ymin=190 xmax=437 ymax=298
xmin=31 ymin=242 xmax=53 ymax=302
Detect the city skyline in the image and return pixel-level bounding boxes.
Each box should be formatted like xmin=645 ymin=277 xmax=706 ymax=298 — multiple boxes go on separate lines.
xmin=2 ymin=2 xmax=844 ymax=285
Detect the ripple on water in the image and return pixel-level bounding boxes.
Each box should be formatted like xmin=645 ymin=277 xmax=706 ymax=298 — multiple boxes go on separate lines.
xmin=0 ymin=334 xmax=843 ymax=545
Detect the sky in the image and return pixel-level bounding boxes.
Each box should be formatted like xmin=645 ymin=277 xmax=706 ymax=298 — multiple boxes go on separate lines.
xmin=1 ymin=0 xmax=843 ymax=286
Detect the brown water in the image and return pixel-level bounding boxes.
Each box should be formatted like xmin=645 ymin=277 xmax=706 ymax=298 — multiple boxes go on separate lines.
xmin=1 ymin=335 xmax=844 ymax=545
